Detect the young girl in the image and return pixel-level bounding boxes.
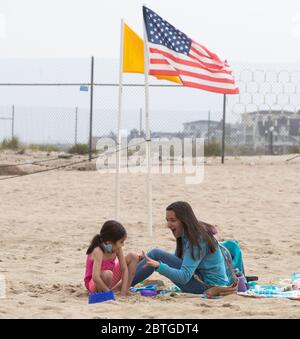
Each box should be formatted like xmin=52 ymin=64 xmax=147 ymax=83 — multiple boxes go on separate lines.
xmin=84 ymin=220 xmax=139 ymax=296
xmin=132 ymin=201 xmax=237 ymax=296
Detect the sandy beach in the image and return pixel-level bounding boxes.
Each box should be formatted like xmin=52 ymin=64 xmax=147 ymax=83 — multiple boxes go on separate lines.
xmin=0 ymin=152 xmax=300 ymax=319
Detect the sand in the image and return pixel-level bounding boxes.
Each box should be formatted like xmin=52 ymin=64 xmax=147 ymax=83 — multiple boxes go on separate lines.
xmin=0 ymin=151 xmax=300 ymax=318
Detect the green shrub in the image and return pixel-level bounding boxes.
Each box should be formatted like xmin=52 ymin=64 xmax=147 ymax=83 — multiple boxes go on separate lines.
xmin=288 ymin=146 xmax=300 ymax=154
xmin=1 ymin=137 xmax=20 ymax=150
xmin=28 ymin=144 xmax=60 ymax=152
xmin=204 ymin=143 xmax=221 ymax=157
xmin=68 ymin=143 xmax=90 ymax=155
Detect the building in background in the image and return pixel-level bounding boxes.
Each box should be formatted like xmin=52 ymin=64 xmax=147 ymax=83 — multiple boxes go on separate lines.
xmin=241 ymin=110 xmax=300 ymax=153
xmin=182 ymin=119 xmax=231 ymax=144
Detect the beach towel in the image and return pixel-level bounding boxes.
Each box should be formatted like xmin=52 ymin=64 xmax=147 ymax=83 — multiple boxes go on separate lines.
xmin=238 ymin=287 xmax=300 ymax=301
xmin=238 ymin=274 xmax=300 ymax=301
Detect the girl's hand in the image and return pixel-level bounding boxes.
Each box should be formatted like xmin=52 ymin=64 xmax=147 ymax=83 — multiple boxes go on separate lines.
xmin=142 ymin=251 xmax=160 ymax=269
xmin=120 ymin=290 xmax=135 ymax=297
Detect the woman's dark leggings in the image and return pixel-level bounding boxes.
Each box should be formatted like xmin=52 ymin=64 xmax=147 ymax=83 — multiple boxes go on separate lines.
xmin=132 ymin=248 xmax=212 ymax=294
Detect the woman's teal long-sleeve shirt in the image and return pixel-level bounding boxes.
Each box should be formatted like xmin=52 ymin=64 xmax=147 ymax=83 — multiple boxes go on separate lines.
xmin=156 ymin=234 xmax=230 ymax=286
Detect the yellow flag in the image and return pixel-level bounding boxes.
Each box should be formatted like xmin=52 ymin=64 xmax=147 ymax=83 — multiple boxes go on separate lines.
xmin=123 ymin=23 xmax=144 ymax=73
xmin=123 ymin=23 xmax=182 ymax=84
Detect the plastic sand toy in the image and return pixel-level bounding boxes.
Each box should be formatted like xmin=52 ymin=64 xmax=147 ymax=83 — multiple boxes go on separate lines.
xmin=129 ymin=284 xmax=157 ymax=293
xmin=88 ymin=290 xmax=115 ymax=304
xmin=141 ymin=290 xmax=158 ymax=297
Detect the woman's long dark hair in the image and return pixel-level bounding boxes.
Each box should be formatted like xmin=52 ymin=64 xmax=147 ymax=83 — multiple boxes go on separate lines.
xmin=86 ymin=220 xmax=127 ymax=255
xmin=166 ymin=201 xmax=218 ymax=260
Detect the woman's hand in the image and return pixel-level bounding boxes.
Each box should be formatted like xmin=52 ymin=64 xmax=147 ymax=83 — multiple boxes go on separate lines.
xmin=142 ymin=251 xmax=160 ymax=269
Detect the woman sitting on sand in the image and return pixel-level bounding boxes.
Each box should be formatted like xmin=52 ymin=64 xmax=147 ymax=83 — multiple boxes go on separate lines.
xmin=132 ymin=201 xmax=237 ymax=296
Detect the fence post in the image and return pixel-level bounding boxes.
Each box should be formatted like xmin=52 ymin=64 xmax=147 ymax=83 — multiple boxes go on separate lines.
xmin=207 ymin=110 xmax=211 ymax=144
xmin=139 ymin=108 xmax=143 ymax=136
xmin=75 ymin=106 xmax=78 ymax=145
xmin=269 ymin=127 xmax=274 ymax=155
xmin=11 ymin=104 xmax=15 ymax=139
xmin=221 ymin=95 xmax=227 ymax=164
xmin=89 ymin=56 xmax=95 ymax=161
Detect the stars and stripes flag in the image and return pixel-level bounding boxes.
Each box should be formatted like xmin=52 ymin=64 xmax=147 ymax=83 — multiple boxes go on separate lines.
xmin=143 ymin=6 xmax=239 ymax=95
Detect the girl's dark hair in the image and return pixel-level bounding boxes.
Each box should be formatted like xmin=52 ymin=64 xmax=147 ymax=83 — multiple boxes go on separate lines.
xmin=86 ymin=220 xmax=127 ymax=255
xmin=166 ymin=201 xmax=218 ymax=260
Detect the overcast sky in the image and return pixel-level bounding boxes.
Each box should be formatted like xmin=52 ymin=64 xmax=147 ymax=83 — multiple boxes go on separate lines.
xmin=0 ymin=0 xmax=300 ymax=63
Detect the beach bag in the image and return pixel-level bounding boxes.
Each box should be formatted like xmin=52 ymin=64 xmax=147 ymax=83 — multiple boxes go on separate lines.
xmin=220 ymin=240 xmax=245 ymax=275
xmin=219 ymin=244 xmax=238 ymax=287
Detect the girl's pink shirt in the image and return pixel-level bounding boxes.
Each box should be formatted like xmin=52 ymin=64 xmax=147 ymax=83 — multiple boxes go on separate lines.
xmin=84 ymin=254 xmax=116 ymax=289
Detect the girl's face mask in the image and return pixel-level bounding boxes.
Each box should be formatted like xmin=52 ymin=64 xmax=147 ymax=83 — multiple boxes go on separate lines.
xmin=103 ymin=242 xmax=113 ymax=253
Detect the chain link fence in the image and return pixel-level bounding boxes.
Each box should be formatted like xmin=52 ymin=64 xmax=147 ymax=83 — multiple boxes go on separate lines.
xmin=0 ymin=59 xmax=299 ymax=156
xmin=227 ymin=69 xmax=300 ymax=155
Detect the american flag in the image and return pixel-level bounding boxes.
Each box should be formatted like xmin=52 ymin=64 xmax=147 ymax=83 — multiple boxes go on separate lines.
xmin=143 ymin=6 xmax=239 ymax=95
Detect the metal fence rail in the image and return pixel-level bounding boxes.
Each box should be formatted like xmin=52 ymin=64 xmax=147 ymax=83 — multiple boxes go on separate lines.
xmin=0 ymin=67 xmax=299 ymax=159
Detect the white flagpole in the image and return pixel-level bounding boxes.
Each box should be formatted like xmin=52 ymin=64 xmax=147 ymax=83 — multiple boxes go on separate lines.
xmin=115 ymin=19 xmax=124 ymax=221
xmin=143 ymin=16 xmax=153 ymax=237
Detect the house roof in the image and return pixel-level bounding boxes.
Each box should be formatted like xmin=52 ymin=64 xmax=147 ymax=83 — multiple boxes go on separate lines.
xmin=183 ymin=120 xmax=220 ymax=126
xmin=243 ymin=110 xmax=300 ymax=116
